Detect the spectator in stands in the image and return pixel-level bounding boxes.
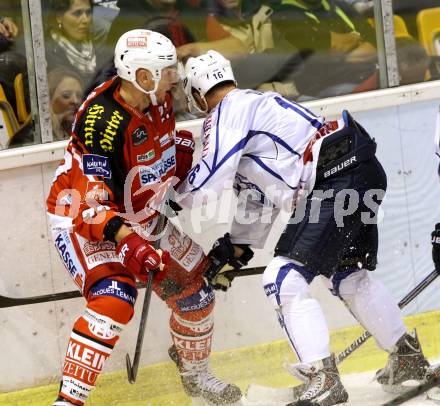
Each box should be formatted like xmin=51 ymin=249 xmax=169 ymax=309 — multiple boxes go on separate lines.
xmin=96 ymin=0 xmax=201 ymax=83
xmin=353 ymin=37 xmax=431 ymax=92
xmin=265 ymin=0 xmax=378 ymax=98
xmin=105 ymin=0 xmax=200 ymax=53
xmin=0 ymin=51 xmax=28 ymax=115
xmin=396 ymin=37 xmax=431 ymax=84
xmin=340 ymin=0 xmax=373 ymax=16
xmin=0 ymin=16 xmax=18 ymax=52
xmin=1 ymin=53 xmax=33 ymax=149
xmin=48 ymin=68 xmax=84 ymax=141
xmin=271 ymin=0 xmax=376 ymax=63
xmin=0 ymin=5 xmax=33 ymax=148
xmin=91 ymin=0 xmax=119 ymax=45
xmin=89 ymin=0 xmax=203 ymax=118
xmin=177 ymin=0 xmax=301 ymax=96
xmin=177 ymin=0 xmax=260 ymax=59
xmin=45 ymin=0 xmax=100 ymax=88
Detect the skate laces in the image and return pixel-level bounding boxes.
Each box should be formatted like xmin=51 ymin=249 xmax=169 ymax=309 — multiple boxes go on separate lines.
xmin=200 ymin=369 xmax=229 ymax=393
xmin=401 ymin=336 xmax=421 ymax=355
xmin=302 ymin=372 xmax=325 ymax=399
xmin=182 ymin=369 xmax=229 ymax=393
xmin=284 ymin=362 xmax=315 ymax=384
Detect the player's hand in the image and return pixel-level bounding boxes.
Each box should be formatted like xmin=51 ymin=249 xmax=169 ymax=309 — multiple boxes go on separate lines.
xmin=432 ymin=223 xmax=440 ymax=270
xmin=177 ymin=43 xmax=200 ymax=61
xmin=0 ymin=17 xmax=18 ymax=39
xmin=205 ymin=233 xmax=254 ymax=291
xmin=116 ymin=232 xmax=170 ymax=281
xmin=174 ymin=130 xmax=195 ymax=186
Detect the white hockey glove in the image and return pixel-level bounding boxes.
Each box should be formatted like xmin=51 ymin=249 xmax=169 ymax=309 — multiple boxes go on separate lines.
xmin=205 ymin=233 xmax=254 ymax=291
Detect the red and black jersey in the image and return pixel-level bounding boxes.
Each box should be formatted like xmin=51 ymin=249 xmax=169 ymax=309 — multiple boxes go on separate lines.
xmin=47 ymin=76 xmax=176 ymax=241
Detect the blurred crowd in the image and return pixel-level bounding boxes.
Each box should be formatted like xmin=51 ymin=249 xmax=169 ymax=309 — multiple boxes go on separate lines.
xmin=1 ymin=0 xmax=440 ymax=149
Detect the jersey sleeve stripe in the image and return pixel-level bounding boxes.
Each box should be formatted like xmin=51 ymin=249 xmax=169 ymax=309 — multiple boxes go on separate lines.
xmin=243 ymin=154 xmax=297 ymax=190
xmin=212 ymin=100 xmax=223 ymax=168
xmin=274 ymin=96 xmax=322 ymax=129
xmin=248 ymin=130 xmax=301 ymax=157
xmin=186 ymin=136 xmax=249 ymax=192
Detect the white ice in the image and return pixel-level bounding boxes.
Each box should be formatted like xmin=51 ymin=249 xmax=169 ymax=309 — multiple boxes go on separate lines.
xmin=241 ymin=369 xmax=440 ymax=406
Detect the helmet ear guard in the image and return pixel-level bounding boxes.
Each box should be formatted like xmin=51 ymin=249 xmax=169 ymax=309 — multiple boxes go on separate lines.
xmin=183 ymin=50 xmax=236 ymax=113
xmin=114 ymin=29 xmax=177 ymax=104
xmin=183 ymin=72 xmax=209 ymax=114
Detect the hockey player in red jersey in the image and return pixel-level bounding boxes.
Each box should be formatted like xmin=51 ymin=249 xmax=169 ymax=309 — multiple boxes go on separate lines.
xmin=46 ymin=29 xmax=241 ymax=406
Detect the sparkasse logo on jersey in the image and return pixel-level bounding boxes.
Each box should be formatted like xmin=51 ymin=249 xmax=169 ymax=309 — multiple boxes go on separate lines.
xmin=83 ymin=154 xmax=112 ymax=178
xmin=139 ymin=145 xmax=176 ymax=186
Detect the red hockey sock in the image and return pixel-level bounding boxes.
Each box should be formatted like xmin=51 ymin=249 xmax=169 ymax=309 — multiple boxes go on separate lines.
xmin=170 ymin=311 xmax=214 ymax=374
xmin=58 ymin=277 xmax=136 ymax=405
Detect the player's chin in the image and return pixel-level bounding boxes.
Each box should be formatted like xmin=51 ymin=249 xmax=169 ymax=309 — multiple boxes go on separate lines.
xmin=155 ymin=90 xmax=167 ymax=104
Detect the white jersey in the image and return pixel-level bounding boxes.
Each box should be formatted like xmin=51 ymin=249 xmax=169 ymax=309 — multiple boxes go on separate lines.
xmin=178 ymin=89 xmax=331 ymax=247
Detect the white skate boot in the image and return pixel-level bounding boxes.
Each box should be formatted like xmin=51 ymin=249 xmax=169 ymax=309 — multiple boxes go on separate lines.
xmin=375 ymin=329 xmax=430 ymax=393
xmin=169 ymin=345 xmax=242 ymax=405
xmin=423 ymin=363 xmax=440 ymax=403
xmin=53 ymin=397 xmax=76 ymax=405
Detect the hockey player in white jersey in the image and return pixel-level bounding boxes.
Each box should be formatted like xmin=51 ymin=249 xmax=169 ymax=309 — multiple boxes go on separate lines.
xmin=427 ymin=109 xmax=440 ymax=403
xmin=177 ymin=50 xmax=430 ymax=405
xmin=431 ymin=109 xmax=440 ymax=281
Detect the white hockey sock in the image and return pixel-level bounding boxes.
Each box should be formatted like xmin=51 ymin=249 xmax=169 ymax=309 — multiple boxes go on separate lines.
xmin=337 ymin=269 xmax=406 ymax=351
xmin=263 ymin=257 xmax=330 ymax=363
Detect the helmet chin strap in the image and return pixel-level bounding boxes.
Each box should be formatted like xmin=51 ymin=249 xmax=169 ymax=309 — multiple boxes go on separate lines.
xmin=133 ymin=78 xmax=160 ymax=106
xmin=189 ymin=91 xmax=209 ymax=114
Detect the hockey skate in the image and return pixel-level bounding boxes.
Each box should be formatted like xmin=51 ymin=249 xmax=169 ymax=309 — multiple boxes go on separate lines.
xmin=375 ymin=329 xmax=430 ymax=393
xmin=284 ymin=354 xmax=348 ymax=406
xmin=423 ymin=363 xmax=440 ymax=403
xmin=169 ymin=345 xmax=242 ymax=405
xmin=53 ymin=397 xmax=75 ymax=406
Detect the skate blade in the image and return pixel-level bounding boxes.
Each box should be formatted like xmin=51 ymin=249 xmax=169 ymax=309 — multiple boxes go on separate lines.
xmin=381 ymin=379 xmax=424 ymax=394
xmin=246 ymin=383 xmax=304 ymax=403
xmin=191 ymin=397 xmax=206 ymax=406
xmin=427 ymin=386 xmax=440 ymax=403
xmin=191 ymin=396 xmax=244 ymax=406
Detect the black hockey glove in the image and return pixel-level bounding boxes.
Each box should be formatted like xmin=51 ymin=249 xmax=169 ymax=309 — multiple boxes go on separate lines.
xmin=432 ymin=223 xmax=440 ymax=270
xmin=205 ymin=233 xmax=254 ymax=291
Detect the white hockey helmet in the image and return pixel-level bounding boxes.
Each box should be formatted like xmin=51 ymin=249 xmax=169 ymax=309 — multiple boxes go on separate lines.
xmin=184 ymin=50 xmax=236 ymax=112
xmin=114 ymin=29 xmax=177 ymax=103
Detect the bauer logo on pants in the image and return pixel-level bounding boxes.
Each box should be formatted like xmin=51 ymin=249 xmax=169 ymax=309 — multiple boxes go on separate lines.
xmin=264 ymin=283 xmax=278 ymax=296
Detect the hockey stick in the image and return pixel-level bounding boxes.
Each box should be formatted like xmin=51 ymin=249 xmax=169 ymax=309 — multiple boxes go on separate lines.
xmin=125 ymin=212 xmax=168 ymax=384
xmin=335 ymin=267 xmax=440 ymax=364
xmin=381 ymin=374 xmax=440 ymax=405
xmin=0 ymin=266 xmax=265 ymax=309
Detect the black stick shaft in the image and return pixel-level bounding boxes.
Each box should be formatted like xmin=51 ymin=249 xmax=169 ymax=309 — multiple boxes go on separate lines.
xmin=126 ymin=212 xmax=167 ymax=384
xmin=126 ymin=269 xmax=155 ymax=383
xmin=336 ymin=268 xmax=440 ymax=364
xmin=0 ymin=266 xmax=265 ymax=309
